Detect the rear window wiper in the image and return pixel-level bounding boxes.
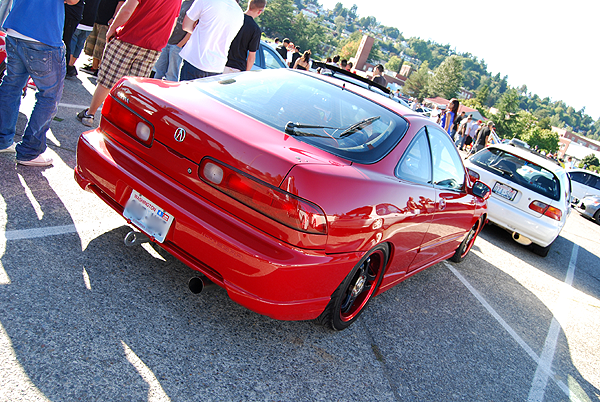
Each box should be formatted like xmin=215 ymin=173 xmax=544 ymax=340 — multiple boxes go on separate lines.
xmin=284 ymin=121 xmax=338 ymax=138
xmin=339 ymin=116 xmax=380 ymax=138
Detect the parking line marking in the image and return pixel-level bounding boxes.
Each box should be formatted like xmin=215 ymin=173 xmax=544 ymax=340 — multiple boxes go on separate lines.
xmin=527 ymin=244 xmax=578 ymax=402
xmin=444 ymin=262 xmax=541 ymax=363
xmin=58 ymin=102 xmax=91 ymax=110
xmin=1 ymin=219 xmax=126 ymax=242
xmin=445 ymin=257 xmax=584 ymax=402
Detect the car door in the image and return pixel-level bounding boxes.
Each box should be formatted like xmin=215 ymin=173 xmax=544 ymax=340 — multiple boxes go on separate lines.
xmin=393 ymin=128 xmax=436 ymax=274
xmin=417 ymin=125 xmax=476 ymax=261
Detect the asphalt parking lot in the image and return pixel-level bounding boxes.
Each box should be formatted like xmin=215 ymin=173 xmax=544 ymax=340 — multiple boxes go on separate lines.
xmin=1 ymin=66 xmax=599 ymax=401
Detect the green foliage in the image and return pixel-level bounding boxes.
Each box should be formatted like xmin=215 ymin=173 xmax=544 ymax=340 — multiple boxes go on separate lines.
xmin=579 ymin=154 xmax=600 ymax=168
xmin=461 ymin=98 xmax=487 ymax=119
xmin=292 ymin=14 xmax=327 ymax=57
xmin=427 ymin=55 xmax=463 ymax=100
xmin=521 ymin=126 xmax=559 ymax=154
xmin=258 ymin=0 xmax=295 ymax=38
xmin=385 ymin=56 xmax=403 ymax=74
xmin=491 ymin=89 xmax=520 ymax=139
xmin=403 ymin=61 xmax=430 ymax=102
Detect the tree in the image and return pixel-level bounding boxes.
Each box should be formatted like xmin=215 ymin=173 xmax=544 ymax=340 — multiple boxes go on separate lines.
xmin=492 ymin=89 xmax=520 ymax=139
xmin=403 ymin=61 xmax=430 ymax=102
xmin=579 ymin=154 xmax=600 ymax=169
xmin=427 ymin=55 xmax=463 ymax=99
xmin=385 ymin=56 xmax=403 ymax=74
xmin=520 ymin=126 xmax=559 ymax=154
xmin=258 ymin=0 xmax=295 ymax=38
xmin=334 ymin=15 xmax=345 ymax=35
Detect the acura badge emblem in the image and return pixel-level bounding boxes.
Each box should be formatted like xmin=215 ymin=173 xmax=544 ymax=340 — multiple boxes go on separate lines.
xmin=174 ymin=127 xmax=186 ymax=142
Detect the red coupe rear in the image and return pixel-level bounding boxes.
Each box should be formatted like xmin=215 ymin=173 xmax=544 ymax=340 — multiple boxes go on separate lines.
xmin=75 ymin=69 xmax=489 ymax=330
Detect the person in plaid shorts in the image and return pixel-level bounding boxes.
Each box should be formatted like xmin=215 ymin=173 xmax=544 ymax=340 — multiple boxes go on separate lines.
xmin=78 ymin=0 xmax=180 ymax=127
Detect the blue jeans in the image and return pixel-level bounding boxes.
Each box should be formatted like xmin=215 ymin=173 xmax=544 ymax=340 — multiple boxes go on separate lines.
xmin=153 ymin=44 xmax=183 ymax=82
xmin=179 ymin=60 xmax=220 ymax=82
xmin=70 ymin=28 xmax=91 ymax=59
xmin=0 ymin=36 xmax=65 ymax=160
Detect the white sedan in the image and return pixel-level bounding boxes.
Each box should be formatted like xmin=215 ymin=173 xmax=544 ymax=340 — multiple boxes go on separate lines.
xmin=464 ymin=144 xmax=571 ymax=257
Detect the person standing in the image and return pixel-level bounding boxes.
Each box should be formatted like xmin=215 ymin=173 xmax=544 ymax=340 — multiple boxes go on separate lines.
xmin=178 ymin=0 xmax=243 ymax=81
xmin=451 ymin=110 xmax=466 ymax=141
xmin=67 ymin=0 xmax=102 ymax=77
xmin=63 ymin=1 xmax=85 ymax=78
xmin=0 ymin=0 xmax=79 ymax=166
xmin=223 ymin=0 xmax=266 ymax=74
xmin=153 ymin=0 xmax=193 ymax=81
xmin=372 ymin=64 xmax=386 ymax=86
xmin=472 ymin=121 xmax=495 ymax=154
xmin=440 ymin=98 xmax=459 ymax=137
xmin=80 ymin=0 xmax=125 ymax=76
xmin=275 ymin=37 xmax=289 ymax=60
xmin=77 ymin=0 xmax=181 ymax=126
xmin=293 ymin=50 xmax=311 ymax=70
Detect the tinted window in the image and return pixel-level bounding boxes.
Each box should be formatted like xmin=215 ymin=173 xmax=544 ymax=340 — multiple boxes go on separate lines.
xmin=396 ymin=128 xmax=431 ymax=184
xmin=569 ymin=172 xmax=587 ymax=184
xmin=427 ymin=126 xmax=465 ymax=191
xmin=471 ymin=148 xmax=561 ymax=201
xmin=197 ymin=70 xmax=409 ymax=164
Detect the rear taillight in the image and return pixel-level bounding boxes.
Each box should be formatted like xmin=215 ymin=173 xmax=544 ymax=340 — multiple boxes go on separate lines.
xmin=529 ymin=201 xmax=562 ymax=221
xmin=200 ymin=159 xmax=327 ymax=234
xmin=467 ymin=168 xmax=480 ymax=181
xmin=102 ymin=94 xmax=154 ymax=147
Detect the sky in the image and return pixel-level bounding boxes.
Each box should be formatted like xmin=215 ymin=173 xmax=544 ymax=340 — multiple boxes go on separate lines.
xmin=317 ymin=0 xmax=600 ymax=121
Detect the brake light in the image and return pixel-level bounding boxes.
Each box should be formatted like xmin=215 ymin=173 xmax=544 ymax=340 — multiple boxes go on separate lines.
xmin=529 ymin=201 xmax=562 ymax=221
xmin=200 ymin=159 xmax=327 ymax=234
xmin=102 ymin=93 xmax=154 ymax=147
xmin=467 ymin=168 xmax=480 ymax=180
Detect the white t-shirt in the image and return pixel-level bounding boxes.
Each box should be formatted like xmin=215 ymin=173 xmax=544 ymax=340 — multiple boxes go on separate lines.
xmin=179 ymin=0 xmax=243 ymax=73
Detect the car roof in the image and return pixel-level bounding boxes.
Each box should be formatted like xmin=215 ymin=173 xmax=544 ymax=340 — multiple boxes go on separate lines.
xmin=488 ymin=144 xmax=565 ymax=174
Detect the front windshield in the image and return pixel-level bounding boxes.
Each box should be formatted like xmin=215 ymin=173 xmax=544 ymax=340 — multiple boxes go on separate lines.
xmin=471 ymin=148 xmax=561 ymax=201
xmin=196 ymin=70 xmax=408 ymax=163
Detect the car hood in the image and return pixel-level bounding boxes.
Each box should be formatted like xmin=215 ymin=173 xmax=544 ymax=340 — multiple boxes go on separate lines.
xmin=111 ymin=78 xmax=351 ymax=188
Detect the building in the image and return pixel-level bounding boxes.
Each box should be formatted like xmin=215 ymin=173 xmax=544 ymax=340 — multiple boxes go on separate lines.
xmin=553 ymin=127 xmax=600 ymax=161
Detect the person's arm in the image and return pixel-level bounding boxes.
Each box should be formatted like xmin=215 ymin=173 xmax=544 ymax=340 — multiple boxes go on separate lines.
xmin=108 ymin=1 xmax=125 ymax=25
xmin=106 ymin=0 xmax=134 ymax=42
xmin=246 ymin=51 xmax=256 ymax=71
xmin=177 ymin=32 xmax=191 ymax=47
xmin=443 ymin=112 xmax=450 ymax=131
xmin=182 ymin=14 xmax=197 ymax=34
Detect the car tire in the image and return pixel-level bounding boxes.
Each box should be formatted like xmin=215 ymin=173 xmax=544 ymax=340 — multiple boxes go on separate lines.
xmin=317 ymin=244 xmax=388 ymax=331
xmin=530 ymin=242 xmax=551 ymax=257
xmin=449 ymin=220 xmax=480 ymax=263
xmin=594 ymin=210 xmax=600 ymax=224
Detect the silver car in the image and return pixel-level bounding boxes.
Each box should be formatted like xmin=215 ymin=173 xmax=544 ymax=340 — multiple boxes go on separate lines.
xmin=464 ymin=144 xmax=571 ymax=257
xmin=574 ymin=195 xmax=600 ymax=223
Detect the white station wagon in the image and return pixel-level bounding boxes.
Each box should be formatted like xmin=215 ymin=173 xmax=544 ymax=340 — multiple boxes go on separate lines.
xmin=465 ymin=144 xmax=571 ymax=257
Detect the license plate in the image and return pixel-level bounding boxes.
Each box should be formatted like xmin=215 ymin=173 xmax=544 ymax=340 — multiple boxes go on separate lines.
xmin=492 ymin=182 xmax=518 ymax=201
xmin=123 ymin=190 xmax=174 ymax=243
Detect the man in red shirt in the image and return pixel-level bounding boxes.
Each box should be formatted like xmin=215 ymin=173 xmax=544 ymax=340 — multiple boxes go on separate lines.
xmin=78 ymin=0 xmax=180 ymax=126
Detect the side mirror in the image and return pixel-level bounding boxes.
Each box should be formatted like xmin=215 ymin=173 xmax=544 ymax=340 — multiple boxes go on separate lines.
xmin=472 ymin=180 xmax=491 ymax=200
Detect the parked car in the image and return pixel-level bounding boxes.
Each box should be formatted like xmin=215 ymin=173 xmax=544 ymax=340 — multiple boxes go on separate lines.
xmin=464 ymin=144 xmax=571 ymax=257
xmin=568 ymin=168 xmax=600 ymax=204
xmin=251 ymin=40 xmax=288 ymax=70
xmin=75 ymin=69 xmax=490 ymax=330
xmin=574 ymin=195 xmax=600 ymax=224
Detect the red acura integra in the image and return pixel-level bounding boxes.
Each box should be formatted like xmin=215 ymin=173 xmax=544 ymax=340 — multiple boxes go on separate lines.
xmin=75 ymin=69 xmax=490 ymax=330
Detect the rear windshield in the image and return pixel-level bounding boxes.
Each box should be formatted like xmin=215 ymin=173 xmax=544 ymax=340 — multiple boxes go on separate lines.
xmin=471 ymin=148 xmax=561 ymax=201
xmin=196 ymin=70 xmax=408 ymax=164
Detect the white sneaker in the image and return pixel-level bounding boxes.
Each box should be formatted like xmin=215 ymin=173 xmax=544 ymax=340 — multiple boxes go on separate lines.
xmin=17 ymin=154 xmax=54 ymax=167
xmin=0 ymin=143 xmax=17 ymax=153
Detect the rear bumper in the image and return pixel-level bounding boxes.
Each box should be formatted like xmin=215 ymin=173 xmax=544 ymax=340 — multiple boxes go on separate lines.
xmin=487 ymin=196 xmax=564 ymax=247
xmin=75 ymin=130 xmax=362 ymax=321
